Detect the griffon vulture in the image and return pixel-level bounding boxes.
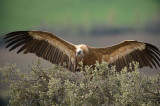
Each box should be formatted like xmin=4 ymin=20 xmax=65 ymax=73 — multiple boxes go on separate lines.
xmin=4 ymin=31 xmax=160 ymax=72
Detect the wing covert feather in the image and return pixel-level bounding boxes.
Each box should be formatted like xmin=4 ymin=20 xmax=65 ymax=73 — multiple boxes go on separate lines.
xmin=93 ymin=40 xmax=160 ymax=71
xmin=4 ymin=31 xmax=77 ymax=71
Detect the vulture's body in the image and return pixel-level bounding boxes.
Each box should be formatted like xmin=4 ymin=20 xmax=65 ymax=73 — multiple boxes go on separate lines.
xmin=4 ymin=31 xmax=160 ymax=72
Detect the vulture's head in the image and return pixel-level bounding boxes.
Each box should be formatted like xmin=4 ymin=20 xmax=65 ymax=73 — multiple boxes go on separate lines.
xmin=76 ymin=44 xmax=89 ymax=58
xmin=76 ymin=47 xmax=84 ymax=58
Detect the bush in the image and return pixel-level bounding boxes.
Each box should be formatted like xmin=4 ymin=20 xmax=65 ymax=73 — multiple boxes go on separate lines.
xmin=0 ymin=61 xmax=160 ymax=105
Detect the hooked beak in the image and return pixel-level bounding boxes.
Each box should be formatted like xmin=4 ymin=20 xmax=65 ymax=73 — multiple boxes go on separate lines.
xmin=76 ymin=51 xmax=81 ymax=56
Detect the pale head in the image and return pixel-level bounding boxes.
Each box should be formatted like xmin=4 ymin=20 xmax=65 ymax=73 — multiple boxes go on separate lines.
xmin=76 ymin=47 xmax=84 ymax=58
xmin=76 ymin=44 xmax=88 ymax=58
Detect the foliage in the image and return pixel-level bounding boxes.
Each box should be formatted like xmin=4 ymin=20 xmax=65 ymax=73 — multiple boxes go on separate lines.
xmin=0 ymin=61 xmax=160 ymax=105
xmin=1 ymin=0 xmax=160 ymax=32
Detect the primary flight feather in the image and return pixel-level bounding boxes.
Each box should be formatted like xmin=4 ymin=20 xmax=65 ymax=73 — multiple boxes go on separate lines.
xmin=4 ymin=31 xmax=160 ymax=72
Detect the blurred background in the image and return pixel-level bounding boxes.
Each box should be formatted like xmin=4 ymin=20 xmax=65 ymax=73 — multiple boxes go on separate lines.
xmin=0 ymin=0 xmax=160 ymax=104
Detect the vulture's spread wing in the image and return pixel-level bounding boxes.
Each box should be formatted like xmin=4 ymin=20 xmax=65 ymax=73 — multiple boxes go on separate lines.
xmin=4 ymin=31 xmax=77 ymax=71
xmin=97 ymin=40 xmax=160 ymax=71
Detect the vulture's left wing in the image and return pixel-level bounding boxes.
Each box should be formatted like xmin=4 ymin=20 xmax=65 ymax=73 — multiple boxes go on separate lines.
xmin=96 ymin=40 xmax=160 ymax=71
xmin=4 ymin=31 xmax=77 ymax=71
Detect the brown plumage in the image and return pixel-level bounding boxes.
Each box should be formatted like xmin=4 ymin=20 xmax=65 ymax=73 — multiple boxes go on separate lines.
xmin=4 ymin=31 xmax=160 ymax=72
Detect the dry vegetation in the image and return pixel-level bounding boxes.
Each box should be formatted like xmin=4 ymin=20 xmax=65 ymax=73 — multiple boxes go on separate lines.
xmin=0 ymin=61 xmax=160 ymax=105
